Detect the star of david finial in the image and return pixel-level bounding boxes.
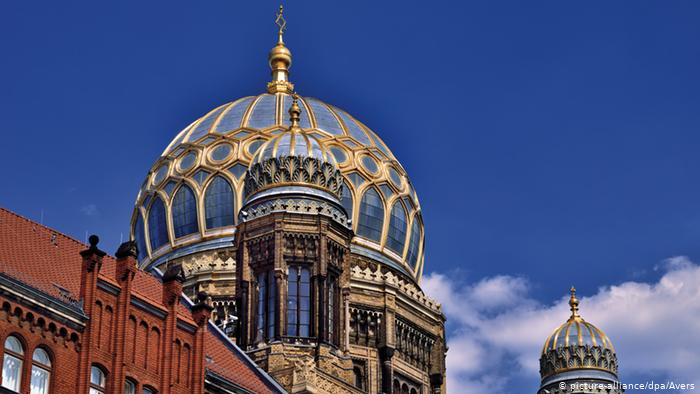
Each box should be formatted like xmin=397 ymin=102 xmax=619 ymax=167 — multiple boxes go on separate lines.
xmin=275 ymin=5 xmax=286 ymax=44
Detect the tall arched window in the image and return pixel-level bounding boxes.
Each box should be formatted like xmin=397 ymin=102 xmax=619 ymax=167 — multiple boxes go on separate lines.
xmin=30 ymin=348 xmax=51 ymax=394
xmin=204 ymin=176 xmax=234 ymax=229
xmin=89 ymin=365 xmax=106 ymax=394
xmin=148 ymin=197 xmax=168 ymax=251
xmin=405 ymin=218 xmax=422 ymax=269
xmin=172 ymin=185 xmax=199 ymax=238
xmin=353 ymin=367 xmax=364 ymax=390
xmin=340 ymin=183 xmax=353 ymax=218
xmin=357 ymin=188 xmax=384 ymax=242
xmin=133 ymin=214 xmax=148 ymax=260
xmin=2 ymin=335 xmax=24 ymax=391
xmin=386 ymin=202 xmax=408 ymax=254
xmin=142 ymin=386 xmax=156 ymax=394
xmin=287 ymin=266 xmax=311 ymax=337
xmin=125 ymin=379 xmax=136 ymax=394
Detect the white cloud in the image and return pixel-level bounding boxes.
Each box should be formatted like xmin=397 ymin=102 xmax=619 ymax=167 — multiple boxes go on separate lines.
xmin=423 ymin=257 xmax=700 ymax=393
xmin=80 ymin=203 xmax=99 ymax=216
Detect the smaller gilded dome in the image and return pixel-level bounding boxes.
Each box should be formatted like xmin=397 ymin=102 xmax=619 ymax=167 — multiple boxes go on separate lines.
xmin=243 ymin=95 xmax=345 ymax=205
xmin=539 ymin=288 xmax=619 ymax=381
xmin=252 ymin=129 xmax=336 ymax=167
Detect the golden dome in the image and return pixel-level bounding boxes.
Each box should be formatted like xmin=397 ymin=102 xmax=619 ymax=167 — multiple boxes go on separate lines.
xmin=539 ymin=288 xmax=619 ymax=380
xmin=130 ymin=7 xmax=425 ymax=283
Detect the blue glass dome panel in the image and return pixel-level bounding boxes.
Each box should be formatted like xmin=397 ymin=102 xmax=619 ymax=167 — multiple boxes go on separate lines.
xmin=306 ymin=99 xmax=343 ymax=135
xmin=341 ymin=182 xmax=353 ymax=217
xmin=148 ymin=197 xmax=169 ymax=251
xmin=406 ymin=218 xmax=421 ymax=269
xmin=334 ymin=108 xmax=371 ymax=145
xmin=133 ymin=214 xmax=148 ymax=261
xmin=357 ymin=188 xmax=384 ymax=242
xmin=246 ymin=94 xmax=276 ymax=129
xmin=387 ymin=202 xmax=407 ymax=254
xmin=187 ymin=105 xmax=226 ymax=143
xmin=172 ymin=185 xmax=199 ymax=238
xmin=205 ymin=176 xmax=235 ymax=229
xmin=215 ymin=97 xmax=254 ymax=134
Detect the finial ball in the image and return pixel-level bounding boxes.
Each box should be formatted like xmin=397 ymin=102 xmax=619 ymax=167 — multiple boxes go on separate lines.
xmin=88 ymin=235 xmax=99 ymax=247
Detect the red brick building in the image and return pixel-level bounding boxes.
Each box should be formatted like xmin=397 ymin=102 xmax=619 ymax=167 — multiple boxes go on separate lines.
xmin=0 ymin=207 xmax=284 ymax=394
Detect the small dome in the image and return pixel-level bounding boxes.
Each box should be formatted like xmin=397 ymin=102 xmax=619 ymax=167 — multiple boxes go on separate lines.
xmin=539 ymin=288 xmax=619 ymax=381
xmin=542 ymin=318 xmax=614 ymax=356
xmin=252 ymin=130 xmax=336 ymax=166
xmin=243 ymin=96 xmax=344 ymax=203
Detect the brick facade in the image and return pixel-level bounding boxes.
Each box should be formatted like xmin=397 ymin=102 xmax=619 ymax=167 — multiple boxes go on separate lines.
xmin=0 ymin=207 xmax=282 ymax=394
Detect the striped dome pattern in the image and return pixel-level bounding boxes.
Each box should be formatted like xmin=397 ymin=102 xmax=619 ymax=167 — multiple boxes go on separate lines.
xmin=132 ymin=92 xmax=425 ymax=282
xmin=542 ymin=319 xmax=615 ymax=355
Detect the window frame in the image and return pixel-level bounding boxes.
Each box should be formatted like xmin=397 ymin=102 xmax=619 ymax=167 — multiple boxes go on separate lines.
xmin=89 ymin=365 xmax=107 ymax=394
xmin=171 ymin=184 xmax=199 ymax=238
xmin=2 ymin=334 xmax=25 ymax=392
xmin=356 ymin=187 xmax=385 ymax=243
xmin=30 ymin=347 xmax=52 ymax=394
xmin=286 ymin=265 xmax=312 ymax=338
xmin=255 ymin=270 xmax=277 ymax=342
xmin=204 ymin=175 xmax=235 ymax=229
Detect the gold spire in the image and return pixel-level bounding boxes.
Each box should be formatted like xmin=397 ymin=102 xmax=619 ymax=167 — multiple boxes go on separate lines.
xmin=289 ymin=93 xmax=301 ymax=128
xmin=267 ymin=5 xmax=294 ymax=94
xmin=569 ymin=286 xmax=581 ymax=320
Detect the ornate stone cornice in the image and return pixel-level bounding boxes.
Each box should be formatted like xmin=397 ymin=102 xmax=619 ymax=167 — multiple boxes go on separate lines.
xmin=349 ymin=265 xmax=442 ymax=313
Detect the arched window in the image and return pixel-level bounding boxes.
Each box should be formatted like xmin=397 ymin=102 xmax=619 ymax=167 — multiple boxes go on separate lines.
xmin=340 ymin=183 xmax=353 ymax=218
xmin=357 ymin=188 xmax=384 ymax=242
xmin=89 ymin=365 xmax=106 ymax=394
xmin=2 ymin=335 xmax=24 ymax=391
xmin=148 ymin=197 xmax=168 ymax=251
xmin=142 ymin=386 xmax=156 ymax=394
xmin=353 ymin=367 xmax=364 ymax=390
xmin=124 ymin=379 xmax=136 ymax=394
xmin=172 ymin=185 xmax=199 ymax=238
xmin=30 ymin=348 xmax=51 ymax=394
xmin=386 ymin=202 xmax=408 ymax=254
xmin=204 ymin=176 xmax=234 ymax=229
xmin=287 ymin=266 xmax=311 ymax=337
xmin=133 ymin=214 xmax=148 ymax=260
xmin=405 ymin=218 xmax=422 ymax=269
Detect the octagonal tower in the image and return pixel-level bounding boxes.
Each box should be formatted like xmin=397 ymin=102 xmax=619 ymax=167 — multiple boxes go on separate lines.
xmin=130 ymin=7 xmax=446 ymax=393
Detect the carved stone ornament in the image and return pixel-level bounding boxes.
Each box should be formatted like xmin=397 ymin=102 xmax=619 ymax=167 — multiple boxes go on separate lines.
xmin=244 ymin=155 xmax=344 ymax=200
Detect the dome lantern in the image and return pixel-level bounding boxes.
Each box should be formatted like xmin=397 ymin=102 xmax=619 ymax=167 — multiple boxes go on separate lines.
xmin=267 ymin=5 xmax=294 ymax=94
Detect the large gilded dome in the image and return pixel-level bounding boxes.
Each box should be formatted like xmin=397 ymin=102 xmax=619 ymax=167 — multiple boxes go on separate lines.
xmin=130 ymin=27 xmax=425 ymax=283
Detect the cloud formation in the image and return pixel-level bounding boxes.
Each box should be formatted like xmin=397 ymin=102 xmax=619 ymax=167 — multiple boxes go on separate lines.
xmin=423 ymin=257 xmax=700 ymax=393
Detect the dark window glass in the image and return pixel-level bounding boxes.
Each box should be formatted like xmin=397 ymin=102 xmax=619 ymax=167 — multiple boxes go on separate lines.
xmin=386 ymin=202 xmax=408 ymax=254
xmin=327 ymin=277 xmax=338 ymax=344
xmin=287 ymin=266 xmax=311 ymax=337
xmin=148 ymin=197 xmax=168 ymax=251
xmin=267 ymin=271 xmax=276 ymax=339
xmin=205 ymin=176 xmax=234 ymax=229
xmin=133 ymin=215 xmax=148 ymax=260
xmin=341 ymin=183 xmax=353 ymax=218
xmin=406 ymin=218 xmax=422 ymax=269
xmin=357 ymin=188 xmax=384 ymax=242
xmin=256 ymin=272 xmax=266 ymax=343
xmin=172 ymin=185 xmax=199 ymax=238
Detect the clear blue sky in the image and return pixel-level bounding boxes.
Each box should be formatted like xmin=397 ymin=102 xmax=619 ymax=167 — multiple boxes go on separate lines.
xmin=2 ymin=1 xmax=699 ymax=391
